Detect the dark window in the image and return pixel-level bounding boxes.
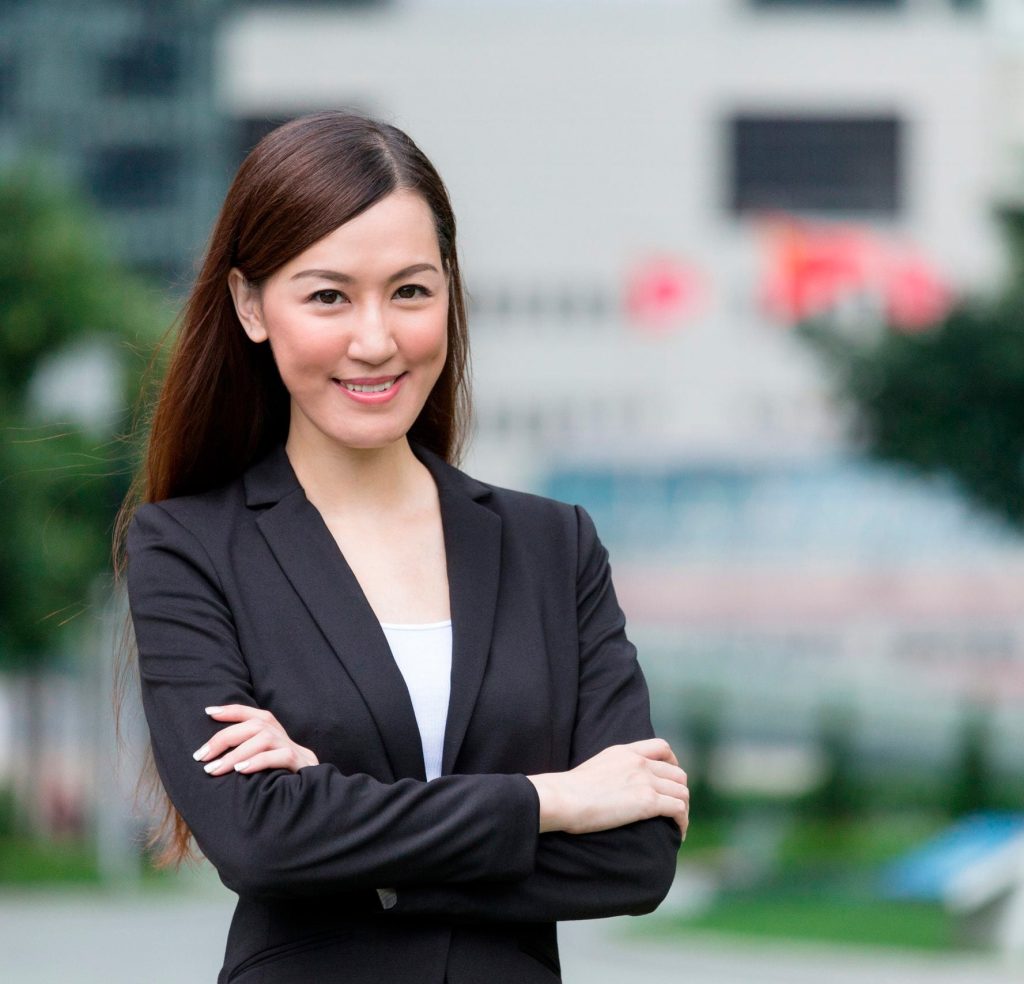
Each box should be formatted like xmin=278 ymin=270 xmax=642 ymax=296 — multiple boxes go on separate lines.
xmin=730 ymin=114 xmax=901 ymax=216
xmin=99 ymin=38 xmax=180 ymax=97
xmin=752 ymin=0 xmax=978 ymax=7
xmin=750 ymin=1 xmax=904 ymax=8
xmin=255 ymin=0 xmax=392 ymax=5
xmin=87 ymin=145 xmax=178 ymax=207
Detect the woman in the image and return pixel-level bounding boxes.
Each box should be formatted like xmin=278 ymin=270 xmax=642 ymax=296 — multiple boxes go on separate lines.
xmin=113 ymin=110 xmax=688 ymax=984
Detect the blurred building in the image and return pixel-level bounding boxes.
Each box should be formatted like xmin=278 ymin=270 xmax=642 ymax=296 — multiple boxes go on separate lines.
xmin=212 ymin=0 xmax=1024 ymax=775
xmin=5 ymin=0 xmax=1022 ymax=784
xmin=214 ymin=0 xmax=1001 ymax=473
xmin=0 ymin=0 xmax=230 ymax=287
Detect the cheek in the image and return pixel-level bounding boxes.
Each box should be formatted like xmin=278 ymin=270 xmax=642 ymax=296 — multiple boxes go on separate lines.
xmin=268 ymin=326 xmax=338 ymax=379
xmin=402 ymin=310 xmax=448 ymax=364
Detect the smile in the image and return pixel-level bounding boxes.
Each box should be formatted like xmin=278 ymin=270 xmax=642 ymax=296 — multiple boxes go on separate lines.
xmin=332 ymin=372 xmax=408 ymax=404
xmin=341 ymin=379 xmax=398 ymax=393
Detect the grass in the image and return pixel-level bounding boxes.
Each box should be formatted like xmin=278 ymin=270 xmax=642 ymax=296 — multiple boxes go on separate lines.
xmin=774 ymin=813 xmax=950 ymax=868
xmin=648 ymin=892 xmax=955 ymax=952
xmin=637 ymin=810 xmax=972 ymax=953
xmin=0 ymin=835 xmax=101 ymax=885
xmin=0 ymin=834 xmax=181 ymax=888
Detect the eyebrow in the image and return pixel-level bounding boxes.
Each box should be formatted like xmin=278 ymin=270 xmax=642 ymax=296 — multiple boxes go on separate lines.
xmin=289 ymin=263 xmax=441 ymax=284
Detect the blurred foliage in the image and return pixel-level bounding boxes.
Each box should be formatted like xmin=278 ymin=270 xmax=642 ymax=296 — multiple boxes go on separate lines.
xmin=797 ymin=203 xmax=1024 ymax=532
xmin=0 ymin=155 xmax=172 ymax=668
xmin=802 ymin=701 xmax=862 ymax=823
xmin=680 ymin=688 xmax=727 ymax=823
xmin=949 ymin=703 xmax=996 ymax=818
xmin=0 ymin=783 xmax=14 ymax=838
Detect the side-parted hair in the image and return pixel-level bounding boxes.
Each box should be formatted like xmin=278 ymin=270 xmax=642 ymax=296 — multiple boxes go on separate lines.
xmin=110 ymin=109 xmax=474 ymax=869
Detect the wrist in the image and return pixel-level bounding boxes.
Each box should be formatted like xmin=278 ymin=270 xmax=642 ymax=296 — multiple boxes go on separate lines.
xmin=525 ymin=773 xmax=564 ymax=833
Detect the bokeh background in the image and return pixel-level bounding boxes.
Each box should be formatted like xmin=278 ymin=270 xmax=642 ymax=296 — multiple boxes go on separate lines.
xmin=3 ymin=0 xmax=1024 ymax=981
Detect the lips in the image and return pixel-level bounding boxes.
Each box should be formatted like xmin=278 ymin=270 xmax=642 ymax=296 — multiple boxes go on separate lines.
xmin=332 ymin=371 xmax=408 ymax=404
xmin=333 ymin=372 xmax=408 ymax=393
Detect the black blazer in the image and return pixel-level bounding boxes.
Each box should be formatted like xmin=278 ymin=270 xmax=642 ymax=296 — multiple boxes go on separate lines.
xmin=125 ymin=438 xmax=680 ymax=984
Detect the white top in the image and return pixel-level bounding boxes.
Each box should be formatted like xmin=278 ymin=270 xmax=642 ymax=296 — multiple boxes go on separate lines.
xmin=378 ymin=618 xmax=452 ymax=782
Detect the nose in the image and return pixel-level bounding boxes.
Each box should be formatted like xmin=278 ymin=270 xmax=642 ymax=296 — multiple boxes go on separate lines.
xmin=346 ymin=299 xmax=399 ymax=364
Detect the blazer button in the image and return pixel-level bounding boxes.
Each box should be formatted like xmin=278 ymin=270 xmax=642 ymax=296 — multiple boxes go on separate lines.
xmin=376 ymin=887 xmax=398 ymax=910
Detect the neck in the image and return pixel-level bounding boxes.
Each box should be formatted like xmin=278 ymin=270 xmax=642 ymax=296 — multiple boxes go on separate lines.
xmin=284 ymin=426 xmax=427 ymax=518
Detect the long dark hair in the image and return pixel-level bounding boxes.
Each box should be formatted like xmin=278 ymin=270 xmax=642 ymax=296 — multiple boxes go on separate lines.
xmin=111 ymin=110 xmax=474 ymax=870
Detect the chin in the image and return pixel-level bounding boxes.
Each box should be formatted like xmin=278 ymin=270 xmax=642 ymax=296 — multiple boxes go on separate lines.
xmin=290 ymin=399 xmax=420 ymax=452
xmin=321 ymin=426 xmax=412 ymax=452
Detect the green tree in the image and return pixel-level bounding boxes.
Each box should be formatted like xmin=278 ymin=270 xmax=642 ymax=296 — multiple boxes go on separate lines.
xmin=680 ymin=688 xmax=727 ymax=823
xmin=0 ymin=155 xmax=171 ymax=837
xmin=797 ymin=204 xmax=1024 ymax=531
xmin=949 ymin=702 xmax=996 ymax=818
xmin=805 ymin=701 xmax=861 ymax=823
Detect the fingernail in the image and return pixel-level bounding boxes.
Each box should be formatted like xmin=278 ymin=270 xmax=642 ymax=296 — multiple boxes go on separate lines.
xmin=193 ymin=744 xmax=210 ymax=761
xmin=205 ymin=706 xmax=222 ymax=714
xmin=234 ymin=760 xmax=250 ymax=771
xmin=203 ymin=760 xmax=221 ymax=773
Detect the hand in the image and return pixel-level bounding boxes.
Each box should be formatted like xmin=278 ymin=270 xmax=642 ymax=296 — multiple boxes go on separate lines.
xmin=527 ymin=738 xmax=689 ymax=838
xmin=192 ymin=704 xmax=320 ymax=776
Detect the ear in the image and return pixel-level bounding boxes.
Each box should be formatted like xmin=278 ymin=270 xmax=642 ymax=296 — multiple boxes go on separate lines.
xmin=227 ymin=267 xmax=269 ymax=344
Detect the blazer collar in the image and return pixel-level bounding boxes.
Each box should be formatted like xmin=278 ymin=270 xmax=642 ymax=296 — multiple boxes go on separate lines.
xmin=241 ymin=439 xmax=501 ymax=781
xmin=243 ymin=438 xmax=493 ymax=508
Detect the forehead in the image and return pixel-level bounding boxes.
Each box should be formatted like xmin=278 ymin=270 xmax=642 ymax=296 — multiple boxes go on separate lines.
xmin=283 ymin=191 xmax=440 ymax=273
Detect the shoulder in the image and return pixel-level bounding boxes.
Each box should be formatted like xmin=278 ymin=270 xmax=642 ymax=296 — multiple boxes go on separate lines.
xmin=127 ymin=476 xmax=247 ymax=558
xmin=482 ymin=477 xmax=575 ymax=522
xmin=450 ymin=461 xmax=600 ymax=566
xmin=452 ymin=458 xmax=577 ymax=529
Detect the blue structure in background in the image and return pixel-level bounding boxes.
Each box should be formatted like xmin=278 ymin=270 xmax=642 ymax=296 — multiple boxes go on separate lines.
xmin=541 ymin=453 xmax=1023 ymax=562
xmin=879 ymin=812 xmax=1024 ymax=901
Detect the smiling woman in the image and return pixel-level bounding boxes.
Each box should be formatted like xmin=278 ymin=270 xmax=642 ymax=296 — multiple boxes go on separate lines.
xmin=110 ymin=110 xmax=686 ymax=984
xmin=226 ymin=190 xmax=450 ymax=455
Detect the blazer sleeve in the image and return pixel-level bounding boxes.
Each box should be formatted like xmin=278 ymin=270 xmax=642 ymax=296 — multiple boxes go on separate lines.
xmin=389 ymin=504 xmax=682 ymax=922
xmin=125 ymin=501 xmax=541 ymax=901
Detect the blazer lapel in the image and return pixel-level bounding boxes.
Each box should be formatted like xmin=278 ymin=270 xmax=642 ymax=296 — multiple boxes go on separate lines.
xmin=245 ymin=446 xmax=425 ymax=782
xmin=242 ymin=439 xmax=501 ymax=781
xmin=409 ymin=443 xmax=502 ymax=776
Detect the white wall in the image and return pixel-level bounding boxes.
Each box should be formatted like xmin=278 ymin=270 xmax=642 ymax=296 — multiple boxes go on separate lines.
xmin=215 ymin=0 xmax=1024 ymax=746
xmin=217 ymin=0 xmax=1000 ymax=483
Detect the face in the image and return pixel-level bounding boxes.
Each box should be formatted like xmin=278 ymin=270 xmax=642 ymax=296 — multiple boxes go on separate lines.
xmin=228 ymin=189 xmax=450 ymax=453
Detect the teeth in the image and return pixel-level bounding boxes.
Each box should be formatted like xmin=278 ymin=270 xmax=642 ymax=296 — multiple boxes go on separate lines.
xmin=341 ymin=378 xmax=397 ymax=393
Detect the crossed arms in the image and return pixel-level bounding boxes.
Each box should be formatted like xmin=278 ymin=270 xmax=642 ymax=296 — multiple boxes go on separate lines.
xmin=125 ymin=500 xmax=681 ymax=920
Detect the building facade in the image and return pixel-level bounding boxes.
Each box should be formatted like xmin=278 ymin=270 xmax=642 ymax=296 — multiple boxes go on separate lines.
xmin=0 ymin=0 xmax=230 ymax=288
xmin=217 ymin=0 xmax=1024 ymax=769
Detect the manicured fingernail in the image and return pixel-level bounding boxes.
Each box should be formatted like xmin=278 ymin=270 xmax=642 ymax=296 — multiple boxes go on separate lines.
xmin=234 ymin=760 xmax=250 ymax=771
xmin=204 ymin=760 xmax=221 ymax=773
xmin=205 ymin=706 xmax=221 ymax=714
xmin=193 ymin=744 xmax=210 ymax=761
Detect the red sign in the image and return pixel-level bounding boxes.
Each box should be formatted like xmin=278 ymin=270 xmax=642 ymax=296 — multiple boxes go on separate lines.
xmin=758 ymin=215 xmax=953 ymax=330
xmin=625 ymin=255 xmax=706 ymax=332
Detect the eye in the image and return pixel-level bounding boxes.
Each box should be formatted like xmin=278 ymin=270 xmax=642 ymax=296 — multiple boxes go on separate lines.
xmin=395 ymin=284 xmax=432 ymax=300
xmin=310 ymin=289 xmax=345 ymax=305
